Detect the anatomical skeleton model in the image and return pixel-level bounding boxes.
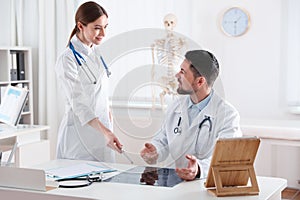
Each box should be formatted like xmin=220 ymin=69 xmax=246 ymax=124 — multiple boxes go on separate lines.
xmin=151 ymin=13 xmax=186 ymax=109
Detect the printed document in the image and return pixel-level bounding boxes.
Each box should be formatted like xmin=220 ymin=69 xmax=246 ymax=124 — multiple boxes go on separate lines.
xmin=45 ymin=163 xmax=116 ymax=180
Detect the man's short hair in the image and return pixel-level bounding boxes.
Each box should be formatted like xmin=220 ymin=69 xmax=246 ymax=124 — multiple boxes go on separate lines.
xmin=185 ymin=50 xmax=219 ymax=87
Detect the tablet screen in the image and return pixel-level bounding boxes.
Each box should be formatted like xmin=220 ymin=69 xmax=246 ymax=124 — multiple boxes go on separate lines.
xmin=104 ymin=166 xmax=183 ymax=187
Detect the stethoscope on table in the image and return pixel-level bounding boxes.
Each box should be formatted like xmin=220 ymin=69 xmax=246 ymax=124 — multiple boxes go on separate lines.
xmin=69 ymin=42 xmax=111 ymax=84
xmin=173 ymin=116 xmax=212 ymax=135
xmin=57 ymin=172 xmax=104 ymax=188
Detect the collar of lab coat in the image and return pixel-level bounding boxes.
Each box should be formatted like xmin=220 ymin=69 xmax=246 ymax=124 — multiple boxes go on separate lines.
xmin=174 ymin=92 xmax=218 ymax=129
xmin=187 ymin=91 xmax=212 ymax=111
xmin=71 ymin=35 xmax=94 ymax=56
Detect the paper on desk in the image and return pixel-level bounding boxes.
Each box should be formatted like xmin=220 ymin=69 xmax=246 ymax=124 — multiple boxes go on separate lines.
xmin=45 ymin=163 xmax=116 ymax=180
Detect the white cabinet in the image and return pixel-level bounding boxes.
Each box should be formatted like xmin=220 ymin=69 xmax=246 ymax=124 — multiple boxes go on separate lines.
xmin=0 ymin=47 xmax=50 ymax=167
xmin=241 ymin=119 xmax=300 ymax=189
xmin=0 ymin=46 xmax=33 ymax=125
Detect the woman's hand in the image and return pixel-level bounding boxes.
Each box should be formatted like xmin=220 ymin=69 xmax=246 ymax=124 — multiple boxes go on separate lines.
xmin=88 ymin=118 xmax=123 ymax=153
xmin=103 ymin=130 xmax=123 ymax=153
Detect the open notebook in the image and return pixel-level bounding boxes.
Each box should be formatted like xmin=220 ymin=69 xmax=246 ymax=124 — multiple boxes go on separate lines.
xmin=0 ymin=85 xmax=28 ymax=126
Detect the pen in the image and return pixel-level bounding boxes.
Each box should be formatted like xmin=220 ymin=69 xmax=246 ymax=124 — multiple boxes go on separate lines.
xmin=122 ymin=149 xmax=134 ymax=164
xmin=46 ymin=173 xmax=59 ymax=179
xmin=0 ymin=151 xmax=2 ymax=166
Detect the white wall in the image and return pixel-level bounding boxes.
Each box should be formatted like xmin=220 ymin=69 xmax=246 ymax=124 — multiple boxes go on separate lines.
xmin=1 ymin=0 xmax=299 ymax=127
xmin=0 ymin=1 xmax=11 ymax=45
xmin=95 ymin=0 xmax=300 ymax=121
xmin=198 ymin=0 xmax=282 ymax=120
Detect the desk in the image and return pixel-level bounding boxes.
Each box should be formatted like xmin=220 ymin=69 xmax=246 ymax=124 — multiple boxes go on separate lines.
xmin=7 ymin=159 xmax=284 ymax=200
xmin=0 ymin=124 xmax=50 ymax=167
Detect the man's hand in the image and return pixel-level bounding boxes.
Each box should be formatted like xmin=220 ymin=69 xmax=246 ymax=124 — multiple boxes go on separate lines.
xmin=175 ymin=155 xmax=200 ymax=181
xmin=140 ymin=143 xmax=158 ymax=164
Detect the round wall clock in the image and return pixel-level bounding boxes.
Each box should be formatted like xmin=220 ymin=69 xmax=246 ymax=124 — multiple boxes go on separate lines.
xmin=221 ymin=7 xmax=251 ymax=37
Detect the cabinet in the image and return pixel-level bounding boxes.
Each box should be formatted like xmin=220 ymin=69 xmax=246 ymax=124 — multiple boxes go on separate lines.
xmin=241 ymin=119 xmax=300 ymax=189
xmin=0 ymin=47 xmax=50 ymax=167
xmin=0 ymin=46 xmax=33 ymax=125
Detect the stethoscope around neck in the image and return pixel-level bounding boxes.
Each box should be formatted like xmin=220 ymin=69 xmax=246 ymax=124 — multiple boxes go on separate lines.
xmin=69 ymin=42 xmax=111 ymax=84
xmin=173 ymin=115 xmax=212 ymax=135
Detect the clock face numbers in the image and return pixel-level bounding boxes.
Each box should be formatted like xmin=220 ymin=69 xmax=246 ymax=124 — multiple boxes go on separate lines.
xmin=222 ymin=7 xmax=250 ymax=37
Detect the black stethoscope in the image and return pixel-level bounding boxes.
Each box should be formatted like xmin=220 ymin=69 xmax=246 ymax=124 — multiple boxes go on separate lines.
xmin=69 ymin=42 xmax=111 ymax=84
xmin=57 ymin=173 xmax=103 ymax=188
xmin=173 ymin=116 xmax=212 ymax=135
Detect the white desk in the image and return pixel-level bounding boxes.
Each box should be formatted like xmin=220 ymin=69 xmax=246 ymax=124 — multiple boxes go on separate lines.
xmin=0 ymin=124 xmax=50 ymax=167
xmin=4 ymin=159 xmax=283 ymax=200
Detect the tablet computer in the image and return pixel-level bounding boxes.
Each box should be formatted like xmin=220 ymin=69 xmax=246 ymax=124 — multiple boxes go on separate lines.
xmin=104 ymin=166 xmax=183 ymax=187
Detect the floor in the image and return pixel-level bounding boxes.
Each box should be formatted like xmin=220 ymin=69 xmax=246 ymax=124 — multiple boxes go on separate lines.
xmin=282 ymin=188 xmax=300 ymax=200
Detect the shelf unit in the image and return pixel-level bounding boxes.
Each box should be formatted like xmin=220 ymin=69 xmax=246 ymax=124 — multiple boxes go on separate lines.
xmin=0 ymin=46 xmax=33 ymax=125
xmin=0 ymin=47 xmax=51 ymax=167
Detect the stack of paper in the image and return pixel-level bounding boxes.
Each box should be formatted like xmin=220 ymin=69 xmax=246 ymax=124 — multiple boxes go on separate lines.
xmin=45 ymin=163 xmax=116 ymax=180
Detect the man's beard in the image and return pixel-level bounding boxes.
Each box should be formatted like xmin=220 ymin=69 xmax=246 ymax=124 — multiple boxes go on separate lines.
xmin=177 ymin=87 xmax=193 ymax=95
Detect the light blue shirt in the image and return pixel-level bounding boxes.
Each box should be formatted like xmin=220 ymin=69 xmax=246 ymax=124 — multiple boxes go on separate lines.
xmin=187 ymin=91 xmax=213 ymax=125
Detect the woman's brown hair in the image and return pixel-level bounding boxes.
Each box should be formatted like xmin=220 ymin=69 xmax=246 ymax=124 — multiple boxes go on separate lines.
xmin=68 ymin=1 xmax=108 ymax=45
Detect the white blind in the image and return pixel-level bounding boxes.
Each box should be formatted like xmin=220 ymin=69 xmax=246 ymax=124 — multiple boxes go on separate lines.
xmin=285 ymin=0 xmax=300 ymax=110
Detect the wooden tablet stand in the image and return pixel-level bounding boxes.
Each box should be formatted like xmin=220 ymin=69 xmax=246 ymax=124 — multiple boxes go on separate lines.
xmin=204 ymin=137 xmax=260 ymax=197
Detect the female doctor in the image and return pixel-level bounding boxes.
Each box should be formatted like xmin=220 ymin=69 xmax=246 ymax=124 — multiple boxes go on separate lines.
xmin=140 ymin=50 xmax=242 ymax=180
xmin=55 ymin=1 xmax=122 ymax=162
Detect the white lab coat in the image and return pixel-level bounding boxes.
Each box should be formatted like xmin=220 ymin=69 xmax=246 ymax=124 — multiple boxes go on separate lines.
xmin=55 ymin=36 xmax=114 ymax=162
xmin=152 ymin=92 xmax=242 ymax=178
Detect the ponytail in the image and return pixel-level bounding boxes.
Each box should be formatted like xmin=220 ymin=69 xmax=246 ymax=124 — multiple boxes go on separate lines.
xmin=67 ymin=25 xmax=78 ymax=46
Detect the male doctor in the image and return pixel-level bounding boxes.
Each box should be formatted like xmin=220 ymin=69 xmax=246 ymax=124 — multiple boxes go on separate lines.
xmin=140 ymin=50 xmax=242 ymax=181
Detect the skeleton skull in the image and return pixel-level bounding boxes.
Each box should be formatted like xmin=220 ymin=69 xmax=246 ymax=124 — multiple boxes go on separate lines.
xmin=163 ymin=13 xmax=177 ymax=31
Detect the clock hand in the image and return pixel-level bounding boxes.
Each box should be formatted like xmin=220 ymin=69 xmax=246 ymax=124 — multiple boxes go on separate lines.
xmin=233 ymin=16 xmax=241 ymax=24
xmin=234 ymin=23 xmax=237 ymax=35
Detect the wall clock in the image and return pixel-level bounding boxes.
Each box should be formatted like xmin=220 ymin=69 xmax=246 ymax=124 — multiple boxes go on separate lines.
xmin=221 ymin=7 xmax=250 ymax=37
